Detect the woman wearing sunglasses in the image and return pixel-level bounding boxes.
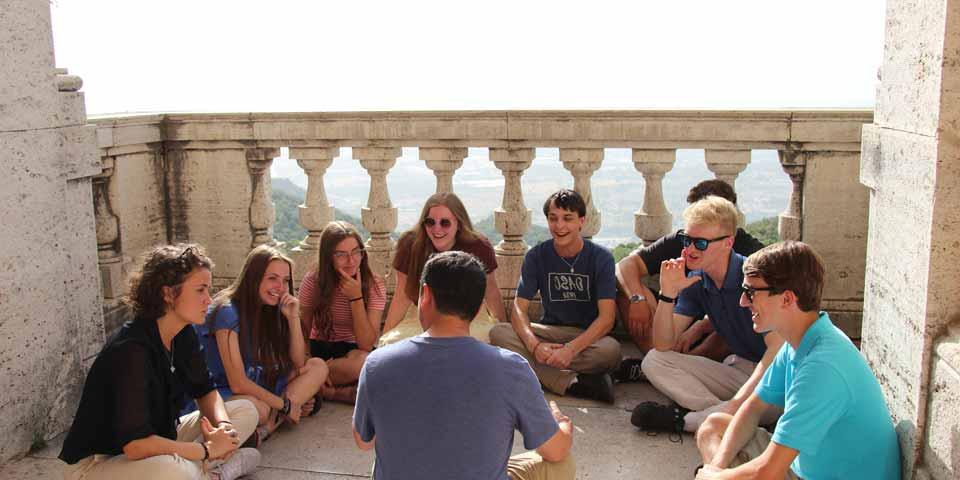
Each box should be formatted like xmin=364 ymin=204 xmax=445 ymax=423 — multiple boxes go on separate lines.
xmin=196 ymin=245 xmax=329 ymax=443
xmin=379 ymin=192 xmax=507 ymax=346
xmin=298 ymin=221 xmax=386 ymax=404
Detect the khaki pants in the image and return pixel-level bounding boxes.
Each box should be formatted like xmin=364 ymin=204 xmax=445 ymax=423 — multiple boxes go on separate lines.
xmin=377 ymin=305 xmax=498 ymax=348
xmin=642 ymin=350 xmax=781 ymax=431
xmin=489 ymin=323 xmax=621 ymax=395
xmin=63 ymin=399 xmax=258 ymax=480
xmin=729 ymin=428 xmax=800 ymax=480
xmin=507 ymin=451 xmax=576 ymax=480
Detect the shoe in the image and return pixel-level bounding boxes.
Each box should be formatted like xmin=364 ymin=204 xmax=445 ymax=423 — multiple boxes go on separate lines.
xmin=566 ymin=372 xmax=615 ymax=404
xmin=630 ymin=401 xmax=689 ymax=443
xmin=210 ymin=448 xmax=260 ymax=480
xmin=613 ymin=357 xmax=646 ymax=383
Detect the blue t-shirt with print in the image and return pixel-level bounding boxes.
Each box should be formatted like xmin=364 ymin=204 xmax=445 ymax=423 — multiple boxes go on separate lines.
xmin=516 ymin=239 xmax=617 ymax=328
xmin=756 ymin=312 xmax=900 ymax=479
xmin=674 ymin=250 xmax=766 ymax=362
xmin=353 ymin=336 xmax=559 ymax=480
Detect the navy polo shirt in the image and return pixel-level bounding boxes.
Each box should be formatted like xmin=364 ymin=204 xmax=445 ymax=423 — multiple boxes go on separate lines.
xmin=674 ymin=250 xmax=766 ymax=362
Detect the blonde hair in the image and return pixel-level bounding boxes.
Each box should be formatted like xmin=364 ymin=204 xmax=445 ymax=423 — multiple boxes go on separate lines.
xmin=682 ymin=195 xmax=739 ymax=235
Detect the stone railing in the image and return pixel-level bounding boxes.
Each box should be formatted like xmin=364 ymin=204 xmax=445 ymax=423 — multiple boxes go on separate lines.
xmin=91 ymin=110 xmax=872 ymax=335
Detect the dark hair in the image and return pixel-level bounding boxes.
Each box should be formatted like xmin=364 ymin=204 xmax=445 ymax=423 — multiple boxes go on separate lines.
xmin=420 ymin=251 xmax=486 ymax=321
xmin=312 ymin=221 xmax=378 ymax=340
xmin=743 ymin=241 xmax=825 ymax=312
xmin=211 ymin=244 xmax=295 ymax=391
xmin=542 ymin=189 xmax=586 ymax=217
xmin=124 ymin=243 xmax=214 ymax=320
xmin=687 ymin=179 xmax=737 ymax=205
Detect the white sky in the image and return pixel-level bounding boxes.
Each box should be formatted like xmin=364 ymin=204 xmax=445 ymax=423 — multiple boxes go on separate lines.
xmin=50 ymin=0 xmax=886 ymax=115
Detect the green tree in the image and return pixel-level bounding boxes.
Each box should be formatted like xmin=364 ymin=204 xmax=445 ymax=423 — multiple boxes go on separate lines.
xmin=744 ymin=216 xmax=778 ymax=246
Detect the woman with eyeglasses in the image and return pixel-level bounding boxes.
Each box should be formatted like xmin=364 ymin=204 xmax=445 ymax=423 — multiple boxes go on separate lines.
xmin=298 ymin=221 xmax=385 ymax=404
xmin=196 ymin=244 xmax=329 ymax=443
xmin=60 ymin=244 xmax=260 ymax=480
xmin=378 ymin=192 xmax=507 ymax=347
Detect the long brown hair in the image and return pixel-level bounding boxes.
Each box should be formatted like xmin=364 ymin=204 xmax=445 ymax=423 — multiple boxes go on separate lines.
xmin=311 ymin=221 xmax=377 ymax=340
xmin=401 ymin=192 xmax=483 ymax=303
xmin=209 ymin=244 xmax=295 ymax=391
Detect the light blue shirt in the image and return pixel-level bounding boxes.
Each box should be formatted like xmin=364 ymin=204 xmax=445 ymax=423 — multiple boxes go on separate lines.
xmin=756 ymin=312 xmax=901 ymax=480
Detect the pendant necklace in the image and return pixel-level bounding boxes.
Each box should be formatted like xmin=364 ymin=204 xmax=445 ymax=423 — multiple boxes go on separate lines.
xmin=165 ymin=343 xmax=176 ymax=374
xmin=559 ymin=249 xmax=582 ymax=273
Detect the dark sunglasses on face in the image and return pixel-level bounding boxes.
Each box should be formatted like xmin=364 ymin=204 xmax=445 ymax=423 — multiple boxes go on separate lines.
xmin=423 ymin=217 xmax=453 ymax=228
xmin=740 ymin=284 xmax=780 ymax=302
xmin=678 ymin=230 xmax=730 ymax=251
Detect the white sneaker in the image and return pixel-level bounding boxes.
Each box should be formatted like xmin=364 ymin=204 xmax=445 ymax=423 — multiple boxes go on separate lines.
xmin=210 ymin=448 xmax=261 ymax=480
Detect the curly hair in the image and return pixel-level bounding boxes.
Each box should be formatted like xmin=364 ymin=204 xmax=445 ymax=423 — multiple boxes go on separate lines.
xmin=123 ymin=244 xmax=214 ymax=320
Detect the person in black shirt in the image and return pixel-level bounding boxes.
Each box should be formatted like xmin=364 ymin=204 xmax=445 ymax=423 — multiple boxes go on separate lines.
xmin=60 ymin=244 xmax=260 ymax=480
xmin=614 ymin=180 xmax=765 ymax=379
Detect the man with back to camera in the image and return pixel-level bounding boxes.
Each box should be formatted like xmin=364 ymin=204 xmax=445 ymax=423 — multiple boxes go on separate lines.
xmin=490 ymin=189 xmax=621 ymax=404
xmin=352 ymin=250 xmax=575 ymax=480
xmin=631 ymin=196 xmax=784 ymax=435
xmin=613 ymin=179 xmax=765 ymax=381
xmin=695 ymin=241 xmax=900 ymax=480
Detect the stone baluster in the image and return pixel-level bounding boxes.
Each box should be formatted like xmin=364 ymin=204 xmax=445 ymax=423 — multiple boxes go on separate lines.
xmin=632 ymin=149 xmax=677 ymax=244
xmin=246 ymin=147 xmax=280 ymax=247
xmin=93 ymin=156 xmax=123 ymax=300
xmin=490 ymin=147 xmax=535 ymax=303
xmin=355 ymin=147 xmax=401 ymax=281
xmin=560 ymin=148 xmax=604 ymax=238
xmin=421 ymin=147 xmax=467 ymax=193
xmin=704 ymin=149 xmax=751 ymax=190
xmin=777 ymin=149 xmax=805 ymax=241
xmin=290 ymin=147 xmax=338 ymax=250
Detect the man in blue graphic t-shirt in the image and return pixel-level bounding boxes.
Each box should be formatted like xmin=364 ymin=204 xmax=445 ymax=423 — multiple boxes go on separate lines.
xmin=353 ymin=251 xmax=575 ymax=480
xmin=695 ymin=241 xmax=900 ymax=480
xmin=490 ymin=189 xmax=621 ymax=403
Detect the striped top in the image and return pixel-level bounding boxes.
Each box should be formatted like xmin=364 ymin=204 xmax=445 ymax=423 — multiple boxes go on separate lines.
xmin=299 ymin=271 xmax=386 ymax=343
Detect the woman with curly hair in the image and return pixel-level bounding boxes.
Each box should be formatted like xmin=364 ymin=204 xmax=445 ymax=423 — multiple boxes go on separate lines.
xmin=60 ymin=244 xmax=260 ymax=480
xmin=197 ymin=244 xmax=328 ymax=442
xmin=379 ymin=192 xmax=507 ymax=346
xmin=298 ymin=221 xmax=386 ymax=404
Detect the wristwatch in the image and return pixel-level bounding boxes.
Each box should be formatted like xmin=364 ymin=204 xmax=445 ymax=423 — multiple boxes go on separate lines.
xmin=629 ymin=293 xmax=645 ymax=303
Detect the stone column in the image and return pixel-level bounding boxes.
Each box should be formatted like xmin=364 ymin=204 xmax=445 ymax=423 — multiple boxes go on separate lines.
xmin=776 ymin=148 xmax=805 ymax=241
xmin=93 ymin=156 xmax=123 ymax=300
xmin=245 ymin=148 xmax=279 ymax=247
xmin=290 ymin=147 xmax=338 ymax=250
xmin=859 ymin=1 xmax=960 ymax=478
xmin=491 ymin=147 xmax=534 ymax=304
xmin=704 ymin=149 xmax=751 ymax=189
xmin=632 ymin=149 xmax=677 ymax=244
xmin=560 ymin=148 xmax=604 ymax=238
xmin=356 ymin=147 xmax=400 ymax=283
xmin=421 ymin=147 xmax=466 ymax=193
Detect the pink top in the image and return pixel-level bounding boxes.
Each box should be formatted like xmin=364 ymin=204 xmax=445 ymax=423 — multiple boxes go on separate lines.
xmin=299 ymin=271 xmax=386 ymax=343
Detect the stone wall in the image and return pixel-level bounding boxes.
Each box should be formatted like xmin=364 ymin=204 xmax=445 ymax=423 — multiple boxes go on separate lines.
xmin=860 ymin=0 xmax=960 ymax=478
xmin=0 ymin=0 xmax=101 ymax=464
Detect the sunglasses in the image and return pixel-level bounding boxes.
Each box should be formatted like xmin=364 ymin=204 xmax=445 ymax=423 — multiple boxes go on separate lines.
xmin=678 ymin=230 xmax=730 ymax=251
xmin=423 ymin=217 xmax=453 ymax=228
xmin=740 ymin=284 xmax=780 ymax=302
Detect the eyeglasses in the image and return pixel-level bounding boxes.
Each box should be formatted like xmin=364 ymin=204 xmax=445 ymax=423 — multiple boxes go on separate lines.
xmin=740 ymin=284 xmax=780 ymax=303
xmin=678 ymin=231 xmax=730 ymax=251
xmin=423 ymin=217 xmax=453 ymax=228
xmin=332 ymin=248 xmax=365 ymax=261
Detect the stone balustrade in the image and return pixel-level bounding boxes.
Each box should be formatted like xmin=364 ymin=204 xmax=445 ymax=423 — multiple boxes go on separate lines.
xmin=90 ymin=110 xmax=871 ymax=335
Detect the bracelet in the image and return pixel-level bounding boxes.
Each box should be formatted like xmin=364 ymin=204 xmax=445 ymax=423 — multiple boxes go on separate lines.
xmin=657 ymin=291 xmax=676 ymax=303
xmin=215 ymin=420 xmax=233 ymax=428
xmin=349 ymin=296 xmax=363 ymax=303
xmin=199 ymin=441 xmax=209 ymax=462
xmin=280 ymin=396 xmax=292 ymax=416
xmin=531 ymin=341 xmax=541 ymax=353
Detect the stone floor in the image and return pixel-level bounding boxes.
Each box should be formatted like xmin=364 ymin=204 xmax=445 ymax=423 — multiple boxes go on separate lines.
xmin=2 ymin=346 xmax=702 ymax=479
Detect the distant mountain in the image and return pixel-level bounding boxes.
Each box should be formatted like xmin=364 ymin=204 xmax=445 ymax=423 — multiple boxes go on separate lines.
xmin=473 ymin=215 xmax=553 ymax=247
xmin=271 ymin=178 xmax=369 ymax=247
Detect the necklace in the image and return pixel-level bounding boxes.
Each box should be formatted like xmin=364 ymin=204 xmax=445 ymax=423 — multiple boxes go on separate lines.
xmin=165 ymin=343 xmax=176 ymax=374
xmin=558 ymin=249 xmax=582 ymax=273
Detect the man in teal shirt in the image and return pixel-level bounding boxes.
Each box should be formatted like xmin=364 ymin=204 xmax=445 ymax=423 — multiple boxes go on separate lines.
xmin=695 ymin=241 xmax=900 ymax=480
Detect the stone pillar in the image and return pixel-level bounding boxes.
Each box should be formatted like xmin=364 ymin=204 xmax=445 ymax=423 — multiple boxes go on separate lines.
xmin=290 ymin=147 xmax=338 ymax=250
xmin=560 ymin=148 xmax=604 ymax=238
xmin=704 ymin=149 xmax=751 ymax=189
xmin=93 ymin=156 xmax=123 ymax=300
xmin=421 ymin=147 xmax=466 ymax=193
xmin=859 ymin=1 xmax=960 ymax=478
xmin=776 ymin=148 xmax=805 ymax=241
xmin=491 ymin=147 xmax=534 ymax=304
xmin=246 ymin=148 xmax=279 ymax=247
xmin=632 ymin=149 xmax=677 ymax=244
xmin=356 ymin=147 xmax=400 ymax=284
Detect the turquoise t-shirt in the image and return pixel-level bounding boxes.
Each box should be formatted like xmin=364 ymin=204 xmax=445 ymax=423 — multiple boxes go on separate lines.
xmin=756 ymin=312 xmax=901 ymax=479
